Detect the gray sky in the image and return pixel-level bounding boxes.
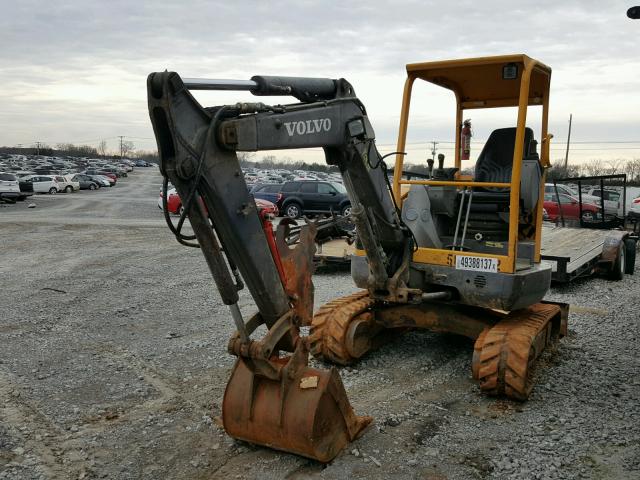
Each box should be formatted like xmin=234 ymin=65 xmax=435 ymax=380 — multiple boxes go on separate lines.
xmin=1 ymin=0 xmax=639 ymax=165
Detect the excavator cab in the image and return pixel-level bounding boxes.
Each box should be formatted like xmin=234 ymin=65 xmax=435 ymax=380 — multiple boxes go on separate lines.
xmin=314 ymin=56 xmax=567 ymax=402
xmin=351 ymin=55 xmax=554 ymax=311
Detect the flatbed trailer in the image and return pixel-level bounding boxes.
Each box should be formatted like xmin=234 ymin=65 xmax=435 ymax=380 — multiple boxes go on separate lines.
xmin=311 ymin=224 xmax=637 ymax=283
xmin=538 ymin=224 xmax=635 ymax=283
xmin=314 ymin=238 xmax=355 ymax=266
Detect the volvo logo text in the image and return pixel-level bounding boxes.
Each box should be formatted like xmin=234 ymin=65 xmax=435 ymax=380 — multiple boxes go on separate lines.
xmin=283 ymin=118 xmax=332 ymax=137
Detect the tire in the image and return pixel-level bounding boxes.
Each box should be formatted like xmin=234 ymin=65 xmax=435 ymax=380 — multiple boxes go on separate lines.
xmin=581 ymin=211 xmax=595 ymax=222
xmin=65 ymin=186 xmax=73 ymax=193
xmin=284 ymin=202 xmax=302 ymax=219
xmin=339 ymin=204 xmax=355 ymax=232
xmin=48 ymin=187 xmax=57 ymax=195
xmin=624 ymin=238 xmax=636 ymax=275
xmin=608 ymin=243 xmax=625 ymax=281
xmin=89 ymin=183 xmax=96 ymax=190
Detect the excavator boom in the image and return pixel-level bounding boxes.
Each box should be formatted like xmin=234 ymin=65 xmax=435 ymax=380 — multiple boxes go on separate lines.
xmin=147 ymin=71 xmax=413 ymax=461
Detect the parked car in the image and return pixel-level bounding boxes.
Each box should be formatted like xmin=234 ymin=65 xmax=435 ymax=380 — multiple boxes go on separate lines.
xmin=89 ymin=175 xmax=113 ymax=187
xmin=0 ymin=172 xmax=22 ymax=199
xmin=70 ymin=174 xmax=99 ymax=190
xmin=277 ymin=180 xmax=351 ymax=219
xmin=62 ymin=175 xmax=81 ymax=192
xmin=53 ymin=175 xmax=78 ymax=193
xmin=158 ymin=188 xmax=278 ymax=216
xmin=543 ymin=193 xmax=600 ymax=222
xmin=84 ymin=170 xmax=117 ymax=183
xmin=250 ymin=183 xmax=283 ymax=204
xmin=255 ymin=198 xmax=279 ymax=216
xmin=100 ymin=166 xmax=127 ymax=178
xmin=629 ymin=197 xmax=640 ymax=218
xmin=20 ymin=175 xmax=61 ymax=194
xmin=584 ymin=187 xmax=621 ymax=216
xmin=545 ymin=183 xmax=601 ymax=209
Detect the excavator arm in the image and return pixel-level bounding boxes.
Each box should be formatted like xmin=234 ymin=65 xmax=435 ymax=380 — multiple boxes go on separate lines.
xmin=147 ymin=71 xmax=412 ymax=461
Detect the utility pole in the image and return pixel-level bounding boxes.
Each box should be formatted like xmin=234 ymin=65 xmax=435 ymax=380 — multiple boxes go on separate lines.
xmin=430 ymin=141 xmax=439 ymax=162
xmin=563 ymin=114 xmax=572 ymax=171
xmin=34 ymin=141 xmax=42 ymax=156
xmin=118 ymin=135 xmax=125 ymax=160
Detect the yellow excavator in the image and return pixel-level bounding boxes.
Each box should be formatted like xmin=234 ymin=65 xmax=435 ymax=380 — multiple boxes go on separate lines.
xmin=148 ymin=54 xmax=568 ymax=463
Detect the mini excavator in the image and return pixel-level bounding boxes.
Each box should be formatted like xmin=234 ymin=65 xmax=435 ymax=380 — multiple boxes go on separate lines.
xmin=148 ymin=54 xmax=568 ymax=462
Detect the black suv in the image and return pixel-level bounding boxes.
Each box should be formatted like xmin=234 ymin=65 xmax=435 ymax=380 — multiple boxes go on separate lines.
xmin=278 ymin=180 xmax=351 ymax=219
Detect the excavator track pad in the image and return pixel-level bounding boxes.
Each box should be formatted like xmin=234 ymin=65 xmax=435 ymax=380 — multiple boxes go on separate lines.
xmin=310 ymin=291 xmax=377 ymax=365
xmin=472 ymin=302 xmax=567 ymax=400
xmin=312 ymin=292 xmax=568 ymax=401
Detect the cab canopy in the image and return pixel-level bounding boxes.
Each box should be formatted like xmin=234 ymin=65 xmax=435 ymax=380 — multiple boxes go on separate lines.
xmin=405 ymin=54 xmax=551 ymax=109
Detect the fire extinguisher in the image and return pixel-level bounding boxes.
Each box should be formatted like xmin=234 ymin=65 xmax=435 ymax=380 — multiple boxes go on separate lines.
xmin=460 ymin=119 xmax=472 ymax=160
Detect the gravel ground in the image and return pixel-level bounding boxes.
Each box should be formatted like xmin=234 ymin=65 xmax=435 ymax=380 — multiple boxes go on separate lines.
xmin=1 ymin=168 xmax=639 ymax=480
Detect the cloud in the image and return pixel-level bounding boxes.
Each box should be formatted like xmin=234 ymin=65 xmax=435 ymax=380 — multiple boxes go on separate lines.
xmin=1 ymin=0 xmax=639 ymax=161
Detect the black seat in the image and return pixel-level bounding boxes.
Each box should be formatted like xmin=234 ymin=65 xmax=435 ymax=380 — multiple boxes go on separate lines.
xmin=474 ymin=127 xmax=535 ymax=193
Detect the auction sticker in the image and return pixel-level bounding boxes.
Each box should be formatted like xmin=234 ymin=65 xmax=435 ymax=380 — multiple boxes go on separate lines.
xmin=455 ymin=255 xmax=498 ymax=273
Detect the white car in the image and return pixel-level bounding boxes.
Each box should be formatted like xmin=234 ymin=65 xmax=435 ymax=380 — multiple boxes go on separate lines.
xmin=63 ymin=173 xmax=80 ymax=192
xmin=545 ymin=184 xmax=601 ymax=210
xmin=584 ymin=188 xmax=621 ymax=216
xmin=52 ymin=175 xmax=77 ymax=193
xmin=21 ymin=175 xmax=61 ymax=194
xmin=0 ymin=172 xmax=21 ymax=199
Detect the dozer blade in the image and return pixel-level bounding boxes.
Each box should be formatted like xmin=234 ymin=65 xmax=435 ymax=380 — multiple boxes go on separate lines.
xmin=222 ymin=356 xmax=372 ymax=462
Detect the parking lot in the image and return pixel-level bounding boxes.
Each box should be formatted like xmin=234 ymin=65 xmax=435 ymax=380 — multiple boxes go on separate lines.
xmin=1 ymin=167 xmax=640 ymax=480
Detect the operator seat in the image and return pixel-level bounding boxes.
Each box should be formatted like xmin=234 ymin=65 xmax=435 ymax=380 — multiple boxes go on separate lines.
xmin=475 ymin=127 xmax=535 ymax=191
xmin=468 ymin=127 xmax=541 ymax=213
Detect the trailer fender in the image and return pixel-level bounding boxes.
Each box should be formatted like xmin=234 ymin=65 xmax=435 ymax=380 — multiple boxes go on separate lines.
xmin=600 ymin=231 xmax=628 ymax=266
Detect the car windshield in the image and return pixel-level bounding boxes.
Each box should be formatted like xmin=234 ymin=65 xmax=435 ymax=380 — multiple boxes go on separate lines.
xmin=330 ymin=182 xmax=346 ymax=193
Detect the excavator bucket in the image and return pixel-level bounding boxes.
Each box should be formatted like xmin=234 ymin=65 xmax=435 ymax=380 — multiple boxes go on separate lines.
xmin=222 ymin=348 xmax=372 ymax=462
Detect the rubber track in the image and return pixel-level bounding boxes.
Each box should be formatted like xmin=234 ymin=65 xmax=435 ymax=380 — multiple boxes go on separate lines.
xmin=309 ymin=291 xmax=374 ymax=365
xmin=473 ymin=303 xmax=560 ymax=401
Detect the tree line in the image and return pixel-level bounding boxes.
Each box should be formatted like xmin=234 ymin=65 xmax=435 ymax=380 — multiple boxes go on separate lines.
xmin=546 ymin=158 xmax=640 ymax=184
xmin=0 ymin=142 xmax=159 ymax=163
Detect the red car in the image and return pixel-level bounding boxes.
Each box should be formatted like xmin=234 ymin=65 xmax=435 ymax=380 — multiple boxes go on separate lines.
xmin=543 ymin=193 xmax=600 ymax=222
xmin=158 ymin=188 xmax=278 ymax=217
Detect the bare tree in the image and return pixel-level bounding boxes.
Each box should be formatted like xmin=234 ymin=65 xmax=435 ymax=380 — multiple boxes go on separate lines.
xmin=121 ymin=141 xmax=135 ymax=158
xmin=606 ymin=159 xmax=624 ymax=175
xmin=98 ymin=140 xmax=108 ymax=158
xmin=625 ymin=158 xmax=640 ymax=183
xmin=547 ymin=159 xmax=581 ymax=180
xmin=584 ymin=159 xmax=605 ymax=176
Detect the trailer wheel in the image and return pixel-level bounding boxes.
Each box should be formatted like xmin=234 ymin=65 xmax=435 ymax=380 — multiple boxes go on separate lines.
xmin=624 ymin=238 xmax=636 ymax=275
xmin=608 ymin=243 xmax=625 ymax=281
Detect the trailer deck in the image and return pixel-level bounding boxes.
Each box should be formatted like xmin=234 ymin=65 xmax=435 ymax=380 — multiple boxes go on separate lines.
xmin=539 ymin=224 xmax=615 ymax=282
xmin=313 ymin=224 xmax=629 ymax=283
